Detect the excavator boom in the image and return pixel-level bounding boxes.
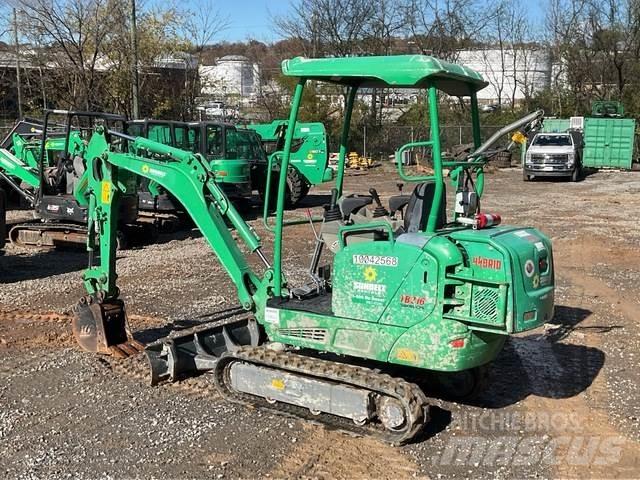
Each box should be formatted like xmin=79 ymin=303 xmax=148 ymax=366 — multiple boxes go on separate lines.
xmin=73 ymin=128 xmax=273 ymax=359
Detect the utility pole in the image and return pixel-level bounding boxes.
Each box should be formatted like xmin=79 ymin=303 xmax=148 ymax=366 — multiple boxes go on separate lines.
xmin=13 ymin=8 xmax=23 ymax=119
xmin=311 ymin=10 xmax=318 ymax=57
xmin=363 ymin=124 xmax=367 ymax=158
xmin=129 ymin=0 xmax=140 ymax=119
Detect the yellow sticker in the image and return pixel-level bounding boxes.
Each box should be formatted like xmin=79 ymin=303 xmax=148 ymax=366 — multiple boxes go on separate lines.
xmin=511 ymin=131 xmax=526 ymax=145
xmin=141 ymin=164 xmax=150 ymax=174
xmin=363 ymin=266 xmax=377 ymax=282
xmin=396 ymin=348 xmax=418 ymax=363
xmin=101 ymin=181 xmax=111 ymax=204
xmin=271 ymin=378 xmax=285 ymax=390
xmin=306 ymin=153 xmax=314 ymax=160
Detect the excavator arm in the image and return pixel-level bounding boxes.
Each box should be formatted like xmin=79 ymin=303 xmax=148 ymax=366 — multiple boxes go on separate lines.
xmin=73 ymin=127 xmax=277 ymax=357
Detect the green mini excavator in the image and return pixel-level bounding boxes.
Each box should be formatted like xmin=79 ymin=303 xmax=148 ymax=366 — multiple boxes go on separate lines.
xmin=73 ymin=55 xmax=552 ymax=444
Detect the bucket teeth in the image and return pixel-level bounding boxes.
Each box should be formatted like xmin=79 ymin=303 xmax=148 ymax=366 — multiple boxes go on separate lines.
xmin=108 ymin=345 xmax=129 ymax=359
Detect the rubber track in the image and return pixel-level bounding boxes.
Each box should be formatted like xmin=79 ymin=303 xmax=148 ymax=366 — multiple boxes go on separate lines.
xmin=214 ymin=346 xmax=429 ymax=445
xmin=9 ymin=222 xmax=87 ymax=246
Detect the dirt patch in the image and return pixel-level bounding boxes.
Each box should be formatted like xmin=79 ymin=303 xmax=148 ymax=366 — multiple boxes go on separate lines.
xmin=269 ymin=425 xmax=424 ymax=479
xmin=1 ymin=169 xmax=640 ymax=479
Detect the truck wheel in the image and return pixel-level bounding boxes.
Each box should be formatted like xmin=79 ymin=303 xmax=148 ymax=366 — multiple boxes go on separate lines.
xmin=523 ymin=171 xmax=532 ymax=182
xmin=570 ymin=166 xmax=581 ymax=182
xmin=299 ymin=181 xmax=311 ymax=201
xmin=115 ymin=230 xmax=128 ymax=251
xmin=285 ymin=167 xmax=305 ymax=207
xmin=258 ymin=167 xmax=306 ymax=208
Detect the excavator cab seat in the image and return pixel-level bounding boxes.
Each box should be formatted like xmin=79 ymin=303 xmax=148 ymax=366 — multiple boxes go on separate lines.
xmin=403 ymin=182 xmax=446 ymax=232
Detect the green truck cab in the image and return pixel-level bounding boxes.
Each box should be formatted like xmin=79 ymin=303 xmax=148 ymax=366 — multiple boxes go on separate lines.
xmin=248 ymin=120 xmax=331 ymax=205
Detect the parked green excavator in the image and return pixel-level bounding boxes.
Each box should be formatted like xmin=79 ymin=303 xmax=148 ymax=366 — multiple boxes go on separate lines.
xmin=72 ymin=55 xmax=552 ymax=445
xmin=0 ymin=111 xmax=144 ymax=248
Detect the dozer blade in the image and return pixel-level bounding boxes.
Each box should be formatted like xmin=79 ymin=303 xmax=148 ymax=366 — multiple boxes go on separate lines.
xmin=72 ymin=296 xmax=144 ymax=358
xmin=145 ymin=315 xmax=261 ymax=386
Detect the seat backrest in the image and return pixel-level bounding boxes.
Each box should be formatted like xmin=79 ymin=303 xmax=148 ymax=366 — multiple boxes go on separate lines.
xmin=65 ymin=155 xmax=86 ymax=194
xmin=404 ymin=182 xmax=446 ymax=232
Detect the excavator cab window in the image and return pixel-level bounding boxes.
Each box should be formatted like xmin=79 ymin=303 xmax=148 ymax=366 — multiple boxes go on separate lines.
xmin=206 ymin=125 xmax=224 ymax=159
xmin=188 ymin=126 xmax=200 ymax=153
xmin=148 ymin=124 xmax=172 ymax=145
xmin=225 ymin=128 xmax=239 ymax=159
xmin=174 ymin=126 xmax=194 ymax=151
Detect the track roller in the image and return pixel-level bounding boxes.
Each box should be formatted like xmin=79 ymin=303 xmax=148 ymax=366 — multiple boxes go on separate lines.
xmin=213 ymin=346 xmax=429 ymax=445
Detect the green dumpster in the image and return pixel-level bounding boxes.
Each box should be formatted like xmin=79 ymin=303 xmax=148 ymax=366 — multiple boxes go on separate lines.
xmin=582 ymin=117 xmax=635 ymax=170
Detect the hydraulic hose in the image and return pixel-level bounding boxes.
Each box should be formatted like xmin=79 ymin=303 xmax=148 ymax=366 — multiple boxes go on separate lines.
xmin=470 ymin=109 xmax=544 ymax=158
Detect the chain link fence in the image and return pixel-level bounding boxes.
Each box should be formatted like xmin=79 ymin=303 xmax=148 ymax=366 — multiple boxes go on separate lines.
xmin=342 ymin=125 xmax=514 ymax=162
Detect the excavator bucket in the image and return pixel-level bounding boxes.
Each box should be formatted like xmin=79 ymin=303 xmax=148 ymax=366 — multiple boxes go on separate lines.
xmin=72 ymin=296 xmax=144 ymax=358
xmin=145 ymin=315 xmax=261 ymax=385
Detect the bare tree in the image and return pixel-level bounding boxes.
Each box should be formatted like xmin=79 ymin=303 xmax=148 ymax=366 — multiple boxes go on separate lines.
xmin=403 ymin=0 xmax=491 ymax=61
xmin=183 ymin=0 xmax=230 ymax=116
xmin=273 ymin=0 xmax=375 ymax=57
xmin=17 ymin=0 xmax=120 ymax=110
xmin=545 ymin=0 xmax=640 ymax=113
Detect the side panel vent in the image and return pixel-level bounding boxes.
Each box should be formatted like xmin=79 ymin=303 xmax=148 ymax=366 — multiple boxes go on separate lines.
xmin=278 ymin=328 xmax=328 ymax=342
xmin=471 ymin=286 xmax=500 ymax=323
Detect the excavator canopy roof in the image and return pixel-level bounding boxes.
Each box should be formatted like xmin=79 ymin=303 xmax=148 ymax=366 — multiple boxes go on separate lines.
xmin=281 ymin=55 xmax=488 ymax=97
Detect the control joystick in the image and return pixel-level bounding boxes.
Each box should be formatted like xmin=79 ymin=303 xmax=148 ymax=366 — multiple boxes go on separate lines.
xmin=369 ymin=188 xmax=389 ymax=218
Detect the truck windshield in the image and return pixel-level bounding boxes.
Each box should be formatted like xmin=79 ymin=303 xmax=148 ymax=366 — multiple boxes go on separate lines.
xmin=236 ymin=130 xmax=266 ymax=161
xmin=533 ymin=135 xmax=572 ymax=146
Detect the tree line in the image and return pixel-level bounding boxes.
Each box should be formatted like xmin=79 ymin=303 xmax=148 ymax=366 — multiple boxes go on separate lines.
xmin=1 ymin=0 xmax=639 ymax=125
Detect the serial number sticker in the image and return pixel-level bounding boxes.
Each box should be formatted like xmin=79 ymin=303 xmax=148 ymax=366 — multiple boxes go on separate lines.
xmin=513 ymin=230 xmax=530 ymax=238
xmin=534 ymin=241 xmax=546 ymax=251
xmin=352 ymin=255 xmax=398 ymax=267
xmin=264 ymin=307 xmax=279 ymax=324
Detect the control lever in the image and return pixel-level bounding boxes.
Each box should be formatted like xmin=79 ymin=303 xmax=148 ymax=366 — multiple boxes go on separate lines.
xmin=396 ymin=182 xmax=404 ymax=193
xmin=323 ymin=188 xmax=342 ymax=221
xmin=369 ymin=188 xmax=389 ymax=218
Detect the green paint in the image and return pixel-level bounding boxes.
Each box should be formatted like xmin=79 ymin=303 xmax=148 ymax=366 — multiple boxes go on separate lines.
xmin=247 ymin=120 xmax=331 ymax=187
xmin=281 ymin=55 xmax=488 ymax=95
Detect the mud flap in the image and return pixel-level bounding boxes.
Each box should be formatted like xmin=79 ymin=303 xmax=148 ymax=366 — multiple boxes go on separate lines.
xmin=72 ymin=296 xmax=144 ymax=357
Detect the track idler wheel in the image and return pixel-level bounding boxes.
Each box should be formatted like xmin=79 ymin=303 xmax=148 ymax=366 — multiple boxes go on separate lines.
xmin=72 ymin=296 xmax=144 ymax=358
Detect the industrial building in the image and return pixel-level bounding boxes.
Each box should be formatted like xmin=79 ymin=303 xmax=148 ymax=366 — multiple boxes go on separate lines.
xmin=199 ymin=55 xmax=261 ymax=100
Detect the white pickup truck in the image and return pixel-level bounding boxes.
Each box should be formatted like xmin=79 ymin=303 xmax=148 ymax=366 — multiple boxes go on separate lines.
xmin=523 ymin=132 xmax=582 ymax=182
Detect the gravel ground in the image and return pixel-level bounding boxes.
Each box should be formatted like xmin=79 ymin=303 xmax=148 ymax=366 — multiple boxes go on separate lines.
xmin=1 ymin=167 xmax=639 ymax=479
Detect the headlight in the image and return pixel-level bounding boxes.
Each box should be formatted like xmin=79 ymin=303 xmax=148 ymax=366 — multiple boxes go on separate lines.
xmin=567 ymin=153 xmax=575 ymax=166
xmin=525 ymin=153 xmax=532 ymax=165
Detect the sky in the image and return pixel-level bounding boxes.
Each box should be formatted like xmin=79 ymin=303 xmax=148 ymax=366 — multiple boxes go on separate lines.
xmin=216 ymin=0 xmax=292 ymax=43
xmin=214 ymin=0 xmax=546 ymax=44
